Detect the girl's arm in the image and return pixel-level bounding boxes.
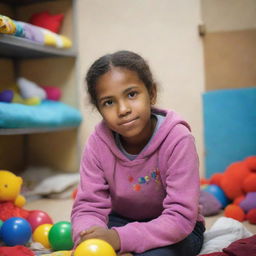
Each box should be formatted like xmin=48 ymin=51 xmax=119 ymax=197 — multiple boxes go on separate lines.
xmin=71 ymin=136 xmax=112 ymax=247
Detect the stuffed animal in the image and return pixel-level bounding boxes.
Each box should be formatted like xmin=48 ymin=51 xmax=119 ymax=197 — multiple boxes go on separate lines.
xmin=209 ymin=156 xmax=256 ymax=224
xmin=0 ymin=170 xmax=26 ymax=207
xmin=29 ymin=11 xmax=64 ymax=33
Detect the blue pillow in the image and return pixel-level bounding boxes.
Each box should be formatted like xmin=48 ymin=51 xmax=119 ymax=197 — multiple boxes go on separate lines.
xmin=203 ymin=87 xmax=256 ymax=178
xmin=0 ymin=100 xmax=82 ymax=129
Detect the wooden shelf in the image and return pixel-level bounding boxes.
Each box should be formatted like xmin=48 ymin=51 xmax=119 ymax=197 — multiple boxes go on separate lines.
xmin=0 ymin=34 xmax=76 ymax=58
xmin=0 ymin=0 xmax=57 ymax=5
xmin=0 ymin=125 xmax=78 ymax=135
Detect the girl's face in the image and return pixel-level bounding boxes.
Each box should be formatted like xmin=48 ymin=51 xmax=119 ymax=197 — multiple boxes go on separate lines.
xmin=96 ymin=67 xmax=156 ymax=151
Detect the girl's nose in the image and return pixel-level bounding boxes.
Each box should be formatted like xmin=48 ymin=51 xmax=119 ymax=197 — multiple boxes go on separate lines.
xmin=118 ymin=100 xmax=131 ymax=117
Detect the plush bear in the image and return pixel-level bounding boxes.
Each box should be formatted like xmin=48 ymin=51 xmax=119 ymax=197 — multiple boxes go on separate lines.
xmin=0 ymin=170 xmax=26 ymax=207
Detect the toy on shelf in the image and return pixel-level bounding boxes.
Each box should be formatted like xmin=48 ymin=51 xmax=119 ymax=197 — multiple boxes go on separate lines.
xmin=0 ymin=170 xmax=26 ymax=207
xmin=0 ymin=14 xmax=72 ymax=48
xmin=17 ymin=77 xmax=46 ymax=101
xmin=42 ymin=85 xmax=62 ymax=101
xmin=205 ymin=156 xmax=256 ymax=224
xmin=0 ymin=89 xmax=14 ymax=103
xmin=0 ymin=77 xmax=63 ymax=105
xmin=29 ymin=11 xmax=64 ymax=34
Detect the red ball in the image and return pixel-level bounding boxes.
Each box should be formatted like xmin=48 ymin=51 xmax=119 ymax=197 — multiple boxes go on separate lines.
xmin=26 ymin=210 xmax=53 ymax=232
xmin=246 ymin=209 xmax=256 ymax=224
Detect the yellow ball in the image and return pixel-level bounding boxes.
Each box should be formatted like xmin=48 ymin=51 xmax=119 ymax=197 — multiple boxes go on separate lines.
xmin=74 ymin=239 xmax=116 ymax=256
xmin=32 ymin=223 xmax=53 ymax=248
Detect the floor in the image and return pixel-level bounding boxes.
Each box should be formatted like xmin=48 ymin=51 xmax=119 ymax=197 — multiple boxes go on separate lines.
xmin=25 ymin=198 xmax=256 ymax=234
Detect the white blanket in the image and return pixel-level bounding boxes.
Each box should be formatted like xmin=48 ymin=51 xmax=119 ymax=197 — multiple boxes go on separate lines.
xmin=200 ymin=217 xmax=253 ymax=254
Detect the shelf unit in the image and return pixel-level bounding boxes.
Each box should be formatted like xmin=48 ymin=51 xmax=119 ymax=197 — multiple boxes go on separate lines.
xmin=0 ymin=0 xmax=81 ymax=173
xmin=0 ymin=34 xmax=77 ymax=58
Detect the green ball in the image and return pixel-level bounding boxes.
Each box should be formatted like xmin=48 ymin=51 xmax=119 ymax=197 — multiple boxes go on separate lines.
xmin=0 ymin=219 xmax=3 ymax=238
xmin=48 ymin=221 xmax=74 ymax=251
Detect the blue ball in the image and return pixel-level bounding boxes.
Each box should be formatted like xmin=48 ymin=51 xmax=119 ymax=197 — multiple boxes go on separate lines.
xmin=0 ymin=217 xmax=32 ymax=246
xmin=203 ymin=184 xmax=229 ymax=208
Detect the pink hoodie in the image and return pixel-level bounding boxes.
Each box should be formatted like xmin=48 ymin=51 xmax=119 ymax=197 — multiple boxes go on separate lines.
xmin=71 ymin=107 xmax=204 ymax=253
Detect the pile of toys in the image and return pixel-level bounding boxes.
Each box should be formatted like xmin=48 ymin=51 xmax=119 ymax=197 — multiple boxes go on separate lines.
xmin=0 ymin=77 xmax=62 ymax=106
xmin=201 ymin=156 xmax=256 ymax=224
xmin=0 ymin=170 xmax=117 ymax=256
xmin=0 ymin=170 xmax=73 ymax=255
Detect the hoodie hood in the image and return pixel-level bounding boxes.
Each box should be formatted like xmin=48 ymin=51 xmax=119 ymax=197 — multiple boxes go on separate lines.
xmin=94 ymin=107 xmax=191 ymax=163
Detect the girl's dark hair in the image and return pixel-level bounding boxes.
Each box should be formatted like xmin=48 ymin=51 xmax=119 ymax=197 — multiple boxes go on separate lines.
xmin=86 ymin=50 xmax=157 ymax=107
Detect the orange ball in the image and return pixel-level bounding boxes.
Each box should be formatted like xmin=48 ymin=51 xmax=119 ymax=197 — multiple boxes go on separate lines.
xmin=246 ymin=209 xmax=256 ymax=224
xmin=224 ymin=204 xmax=245 ymax=222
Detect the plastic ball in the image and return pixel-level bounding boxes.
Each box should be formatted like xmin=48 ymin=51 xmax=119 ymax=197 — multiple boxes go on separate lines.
xmin=0 ymin=219 xmax=3 ymax=239
xmin=203 ymin=184 xmax=229 ymax=208
xmin=0 ymin=217 xmax=32 ymax=246
xmin=74 ymin=239 xmax=116 ymax=256
xmin=32 ymin=223 xmax=53 ymax=248
xmin=26 ymin=210 xmax=53 ymax=232
xmin=48 ymin=221 xmax=74 ymax=251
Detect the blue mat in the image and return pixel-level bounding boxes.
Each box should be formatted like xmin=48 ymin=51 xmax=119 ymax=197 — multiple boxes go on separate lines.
xmin=0 ymin=100 xmax=82 ymax=129
xmin=203 ymin=87 xmax=256 ymax=178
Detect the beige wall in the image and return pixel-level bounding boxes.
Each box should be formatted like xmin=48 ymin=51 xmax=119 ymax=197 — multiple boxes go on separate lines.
xmin=201 ymin=0 xmax=256 ymax=32
xmin=201 ymin=0 xmax=256 ymax=91
xmin=77 ymin=0 xmax=205 ymax=175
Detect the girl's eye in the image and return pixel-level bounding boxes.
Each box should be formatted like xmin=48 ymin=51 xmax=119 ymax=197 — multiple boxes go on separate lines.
xmin=103 ymin=100 xmax=113 ymax=107
xmin=128 ymin=91 xmax=137 ymax=98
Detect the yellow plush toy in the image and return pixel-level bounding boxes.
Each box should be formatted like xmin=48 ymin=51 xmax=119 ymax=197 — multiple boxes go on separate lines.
xmin=0 ymin=170 xmax=26 ymax=207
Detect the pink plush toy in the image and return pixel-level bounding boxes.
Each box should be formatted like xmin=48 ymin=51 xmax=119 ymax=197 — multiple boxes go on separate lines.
xmin=42 ymin=86 xmax=62 ymax=101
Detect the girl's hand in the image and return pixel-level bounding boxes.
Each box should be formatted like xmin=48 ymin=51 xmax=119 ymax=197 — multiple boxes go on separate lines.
xmin=79 ymin=226 xmax=121 ymax=251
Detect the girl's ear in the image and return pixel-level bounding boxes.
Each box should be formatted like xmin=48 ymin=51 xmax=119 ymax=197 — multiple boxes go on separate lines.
xmin=150 ymin=85 xmax=157 ymax=105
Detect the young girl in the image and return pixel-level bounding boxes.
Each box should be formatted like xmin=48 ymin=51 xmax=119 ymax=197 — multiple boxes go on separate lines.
xmin=71 ymin=50 xmax=205 ymax=256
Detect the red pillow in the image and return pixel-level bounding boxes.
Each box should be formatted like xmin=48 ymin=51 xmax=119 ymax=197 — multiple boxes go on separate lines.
xmin=29 ymin=11 xmax=64 ymax=33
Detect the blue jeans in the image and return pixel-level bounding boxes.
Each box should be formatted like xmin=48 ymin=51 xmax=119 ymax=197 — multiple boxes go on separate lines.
xmin=108 ymin=213 xmax=205 ymax=256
